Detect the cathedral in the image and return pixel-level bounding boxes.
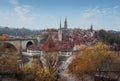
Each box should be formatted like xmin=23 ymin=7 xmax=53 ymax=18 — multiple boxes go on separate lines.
xmin=59 ymin=18 xmax=68 ymax=30
xmin=58 ymin=18 xmax=68 ymax=41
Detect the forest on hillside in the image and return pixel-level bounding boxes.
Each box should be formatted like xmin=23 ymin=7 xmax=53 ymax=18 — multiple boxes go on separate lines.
xmin=0 ymin=26 xmax=41 ymax=36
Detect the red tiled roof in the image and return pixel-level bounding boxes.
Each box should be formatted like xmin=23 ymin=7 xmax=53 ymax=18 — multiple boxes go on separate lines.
xmin=41 ymin=34 xmax=58 ymax=51
xmin=58 ymin=41 xmax=74 ymax=51
xmin=27 ymin=44 xmax=40 ymax=50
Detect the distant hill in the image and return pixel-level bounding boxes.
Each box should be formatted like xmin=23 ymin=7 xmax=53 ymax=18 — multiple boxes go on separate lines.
xmin=0 ymin=26 xmax=41 ymax=36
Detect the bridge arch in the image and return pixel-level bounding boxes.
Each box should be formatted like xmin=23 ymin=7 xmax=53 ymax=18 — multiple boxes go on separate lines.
xmin=1 ymin=42 xmax=18 ymax=54
xmin=26 ymin=41 xmax=33 ymax=48
xmin=2 ymin=39 xmax=38 ymax=54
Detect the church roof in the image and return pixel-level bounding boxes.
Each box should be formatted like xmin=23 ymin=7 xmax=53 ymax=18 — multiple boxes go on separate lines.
xmin=41 ymin=33 xmax=58 ymax=51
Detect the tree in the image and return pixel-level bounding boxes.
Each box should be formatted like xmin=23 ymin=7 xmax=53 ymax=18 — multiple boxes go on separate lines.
xmin=0 ymin=57 xmax=19 ymax=74
xmin=41 ymin=52 xmax=58 ymax=74
xmin=0 ymin=34 xmax=9 ymax=41
xmin=20 ymin=34 xmax=59 ymax=81
xmin=21 ymin=58 xmax=58 ymax=81
xmin=96 ymin=30 xmax=120 ymax=45
xmin=67 ymin=46 xmax=96 ymax=81
xmin=67 ymin=42 xmax=120 ymax=81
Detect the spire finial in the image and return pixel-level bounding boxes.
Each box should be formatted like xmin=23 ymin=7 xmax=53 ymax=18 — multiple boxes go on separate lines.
xmin=64 ymin=17 xmax=67 ymax=29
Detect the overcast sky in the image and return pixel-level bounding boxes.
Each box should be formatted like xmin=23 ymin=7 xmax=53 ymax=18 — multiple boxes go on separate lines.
xmin=0 ymin=0 xmax=120 ymax=30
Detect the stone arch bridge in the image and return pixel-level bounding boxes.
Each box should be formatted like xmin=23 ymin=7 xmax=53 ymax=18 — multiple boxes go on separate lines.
xmin=2 ymin=38 xmax=38 ymax=54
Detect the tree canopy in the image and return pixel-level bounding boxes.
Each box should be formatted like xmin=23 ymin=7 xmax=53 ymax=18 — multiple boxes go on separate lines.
xmin=67 ymin=42 xmax=120 ymax=81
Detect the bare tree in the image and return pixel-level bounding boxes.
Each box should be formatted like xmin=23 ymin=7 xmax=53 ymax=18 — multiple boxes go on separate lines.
xmin=40 ymin=51 xmax=58 ymax=76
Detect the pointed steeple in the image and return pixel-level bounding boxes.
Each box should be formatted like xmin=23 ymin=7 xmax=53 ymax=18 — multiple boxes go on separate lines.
xmin=90 ymin=24 xmax=93 ymax=32
xmin=59 ymin=19 xmax=62 ymax=29
xmin=64 ymin=18 xmax=68 ymax=29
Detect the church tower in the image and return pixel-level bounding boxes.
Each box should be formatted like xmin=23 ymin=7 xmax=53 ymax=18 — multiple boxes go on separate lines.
xmin=90 ymin=24 xmax=93 ymax=32
xmin=59 ymin=19 xmax=62 ymax=29
xmin=89 ymin=24 xmax=94 ymax=37
xmin=64 ymin=18 xmax=68 ymax=29
xmin=58 ymin=19 xmax=62 ymax=41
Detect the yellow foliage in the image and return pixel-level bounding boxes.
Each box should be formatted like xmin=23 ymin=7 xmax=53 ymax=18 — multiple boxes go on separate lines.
xmin=0 ymin=57 xmax=18 ymax=73
xmin=21 ymin=59 xmax=57 ymax=81
xmin=68 ymin=42 xmax=120 ymax=80
xmin=0 ymin=34 xmax=9 ymax=41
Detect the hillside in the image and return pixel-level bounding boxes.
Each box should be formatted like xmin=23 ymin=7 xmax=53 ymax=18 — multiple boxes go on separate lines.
xmin=0 ymin=26 xmax=41 ymax=36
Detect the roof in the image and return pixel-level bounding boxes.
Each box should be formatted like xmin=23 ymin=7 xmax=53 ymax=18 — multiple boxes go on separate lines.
xmin=58 ymin=40 xmax=74 ymax=51
xmin=41 ymin=34 xmax=58 ymax=51
xmin=27 ymin=44 xmax=40 ymax=51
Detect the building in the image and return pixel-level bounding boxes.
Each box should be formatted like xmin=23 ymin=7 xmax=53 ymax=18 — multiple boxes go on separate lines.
xmin=22 ymin=45 xmax=41 ymax=56
xmin=58 ymin=18 xmax=68 ymax=41
xmin=64 ymin=18 xmax=68 ymax=29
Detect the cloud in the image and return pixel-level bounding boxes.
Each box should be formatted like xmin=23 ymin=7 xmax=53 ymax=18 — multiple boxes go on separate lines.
xmin=9 ymin=0 xmax=18 ymax=5
xmin=15 ymin=6 xmax=30 ymax=15
xmin=79 ymin=6 xmax=120 ymax=30
xmin=82 ymin=12 xmax=95 ymax=20
xmin=113 ymin=5 xmax=119 ymax=9
xmin=4 ymin=17 xmax=9 ymax=20
xmin=82 ymin=7 xmax=109 ymax=20
xmin=8 ymin=0 xmax=35 ymax=24
xmin=82 ymin=5 xmax=120 ymax=20
xmin=14 ymin=5 xmax=35 ymax=24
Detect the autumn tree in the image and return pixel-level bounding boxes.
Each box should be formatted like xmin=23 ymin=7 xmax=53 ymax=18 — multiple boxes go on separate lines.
xmin=21 ymin=34 xmax=59 ymax=81
xmin=67 ymin=42 xmax=120 ymax=81
xmin=40 ymin=33 xmax=59 ymax=76
xmin=20 ymin=58 xmax=57 ymax=81
xmin=41 ymin=52 xmax=58 ymax=74
xmin=67 ymin=46 xmax=96 ymax=81
xmin=0 ymin=34 xmax=9 ymax=41
xmin=0 ymin=57 xmax=19 ymax=74
xmin=20 ymin=59 xmax=41 ymax=81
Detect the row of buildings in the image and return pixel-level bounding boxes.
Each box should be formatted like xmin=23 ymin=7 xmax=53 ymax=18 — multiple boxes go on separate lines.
xmin=19 ymin=18 xmax=98 ymax=70
xmin=22 ymin=18 xmax=97 ymax=57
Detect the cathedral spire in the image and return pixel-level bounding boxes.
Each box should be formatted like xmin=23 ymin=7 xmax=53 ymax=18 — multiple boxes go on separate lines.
xmin=64 ymin=18 xmax=68 ymax=29
xmin=90 ymin=24 xmax=93 ymax=32
xmin=59 ymin=19 xmax=61 ymax=29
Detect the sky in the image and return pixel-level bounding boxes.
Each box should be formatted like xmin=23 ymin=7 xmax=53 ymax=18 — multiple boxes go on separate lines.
xmin=0 ymin=0 xmax=120 ymax=31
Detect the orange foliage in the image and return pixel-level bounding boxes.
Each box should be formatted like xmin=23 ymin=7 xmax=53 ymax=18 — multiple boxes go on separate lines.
xmin=0 ymin=34 xmax=9 ymax=40
xmin=21 ymin=59 xmax=57 ymax=81
xmin=0 ymin=57 xmax=19 ymax=73
xmin=67 ymin=42 xmax=120 ymax=80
